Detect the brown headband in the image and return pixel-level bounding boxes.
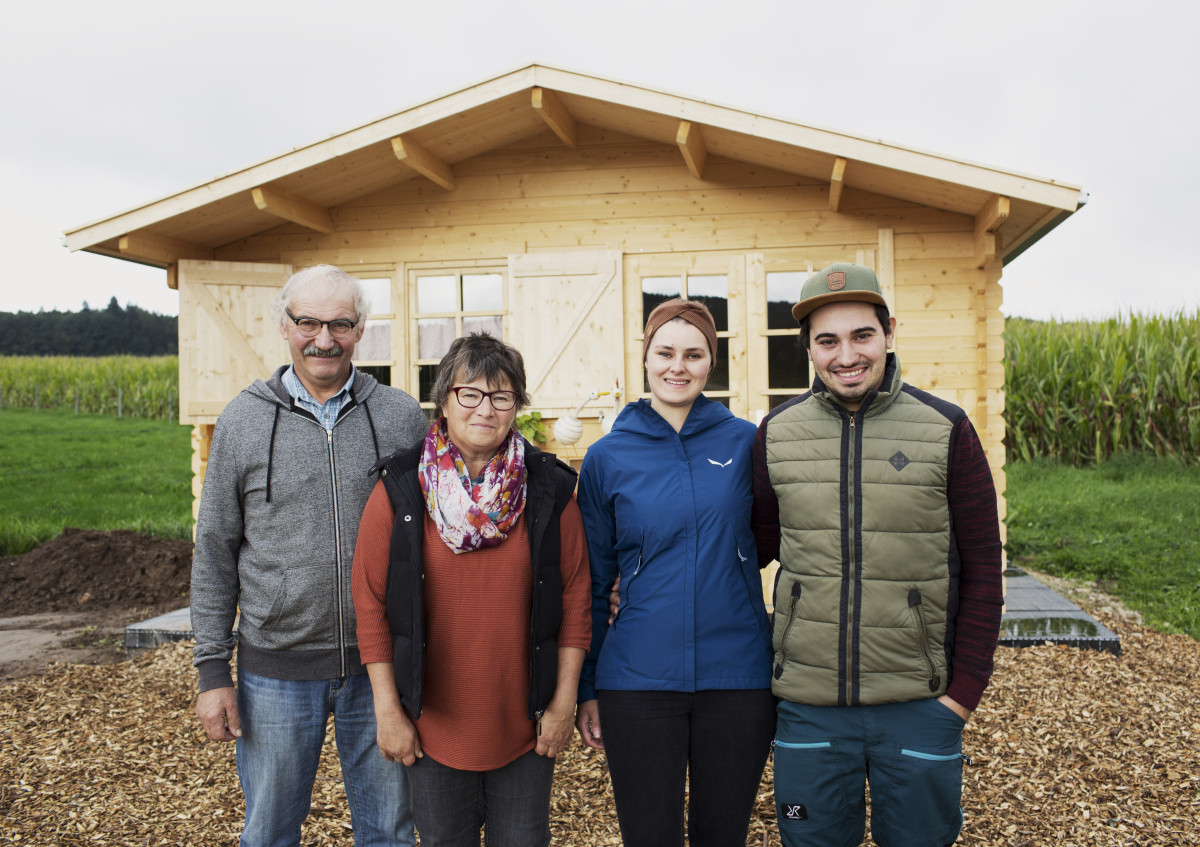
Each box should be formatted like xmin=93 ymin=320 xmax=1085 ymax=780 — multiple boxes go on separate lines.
xmin=642 ymin=299 xmax=718 ymax=363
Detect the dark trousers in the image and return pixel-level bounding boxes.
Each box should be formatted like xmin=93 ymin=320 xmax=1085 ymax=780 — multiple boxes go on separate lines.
xmin=598 ymin=689 xmax=777 ymax=847
xmin=405 ymin=749 xmax=555 ymax=847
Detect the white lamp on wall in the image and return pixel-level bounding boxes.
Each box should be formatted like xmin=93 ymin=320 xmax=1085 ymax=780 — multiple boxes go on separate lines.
xmin=553 ymin=385 xmax=623 ymax=445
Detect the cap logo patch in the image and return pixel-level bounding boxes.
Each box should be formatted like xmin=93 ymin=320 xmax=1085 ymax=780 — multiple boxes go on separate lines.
xmin=827 ymin=272 xmax=846 ymax=291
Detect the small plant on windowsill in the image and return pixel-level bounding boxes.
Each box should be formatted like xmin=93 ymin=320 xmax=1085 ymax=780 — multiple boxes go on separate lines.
xmin=516 ymin=411 xmax=547 ymax=446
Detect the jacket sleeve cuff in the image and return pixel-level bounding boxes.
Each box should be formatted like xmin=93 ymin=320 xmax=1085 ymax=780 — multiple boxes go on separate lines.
xmin=946 ymin=671 xmax=988 ymax=712
xmin=197 ymin=659 xmax=234 ymax=693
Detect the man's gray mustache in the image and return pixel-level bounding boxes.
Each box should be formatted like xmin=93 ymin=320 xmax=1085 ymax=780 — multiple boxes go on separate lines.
xmin=303 ymin=342 xmax=343 ymax=358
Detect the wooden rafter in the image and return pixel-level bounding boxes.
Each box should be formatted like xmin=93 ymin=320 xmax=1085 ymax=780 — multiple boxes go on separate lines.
xmin=251 ymin=185 xmax=334 ymax=233
xmin=118 ymin=231 xmax=213 ymax=265
xmin=974 ymin=195 xmax=1011 ymax=269
xmin=829 ymin=158 xmax=847 ymax=212
xmin=676 ymin=121 xmax=707 ymax=179
xmin=391 ymin=135 xmax=456 ymax=190
xmin=531 ymin=87 xmax=577 ymax=146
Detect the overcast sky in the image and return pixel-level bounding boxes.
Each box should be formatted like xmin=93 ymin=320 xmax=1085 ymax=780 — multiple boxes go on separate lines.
xmin=2 ymin=0 xmax=1197 ymax=321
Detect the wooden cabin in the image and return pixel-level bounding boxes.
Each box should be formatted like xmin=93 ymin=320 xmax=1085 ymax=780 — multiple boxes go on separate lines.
xmin=63 ymin=64 xmax=1084 ymax=557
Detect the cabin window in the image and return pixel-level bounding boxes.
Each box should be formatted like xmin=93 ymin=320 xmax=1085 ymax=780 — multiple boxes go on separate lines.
xmin=352 ymin=277 xmax=398 ymax=385
xmin=764 ymin=271 xmax=810 ymax=409
xmin=411 ymin=270 xmax=505 ymax=409
xmin=640 ymin=273 xmax=732 ymax=402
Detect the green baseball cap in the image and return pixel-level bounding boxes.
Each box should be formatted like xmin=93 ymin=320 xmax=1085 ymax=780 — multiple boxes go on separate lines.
xmin=791 ymin=262 xmax=889 ymax=323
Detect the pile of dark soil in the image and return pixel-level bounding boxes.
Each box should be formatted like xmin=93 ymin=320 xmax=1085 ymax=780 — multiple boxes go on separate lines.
xmin=0 ymin=528 xmax=191 ymax=616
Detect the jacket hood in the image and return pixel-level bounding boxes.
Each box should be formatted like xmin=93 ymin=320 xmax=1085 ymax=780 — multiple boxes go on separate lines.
xmin=608 ymin=395 xmax=736 ymax=440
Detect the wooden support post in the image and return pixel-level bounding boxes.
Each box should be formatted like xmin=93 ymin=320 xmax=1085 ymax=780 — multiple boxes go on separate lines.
xmin=251 ymin=185 xmax=334 ymax=233
xmin=829 ymin=157 xmax=847 ymax=211
xmin=532 ymin=88 xmax=578 ymax=146
xmin=974 ymin=195 xmax=1010 ymax=269
xmin=391 ymin=135 xmax=456 ymax=190
xmin=118 ymin=231 xmax=213 ymax=265
xmin=676 ymin=121 xmax=708 ymax=179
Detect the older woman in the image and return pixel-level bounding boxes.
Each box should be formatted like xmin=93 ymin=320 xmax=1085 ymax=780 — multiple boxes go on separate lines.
xmin=574 ymin=299 xmax=776 ymax=847
xmin=352 ymin=332 xmax=590 ymax=847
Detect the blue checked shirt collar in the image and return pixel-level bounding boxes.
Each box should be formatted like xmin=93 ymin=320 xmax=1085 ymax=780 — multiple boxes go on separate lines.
xmin=281 ymin=366 xmax=356 ymax=432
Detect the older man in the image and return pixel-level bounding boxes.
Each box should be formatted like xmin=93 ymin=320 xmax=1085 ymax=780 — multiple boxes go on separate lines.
xmin=191 ymin=264 xmax=426 ymax=847
xmin=753 ymin=263 xmax=1004 ymax=846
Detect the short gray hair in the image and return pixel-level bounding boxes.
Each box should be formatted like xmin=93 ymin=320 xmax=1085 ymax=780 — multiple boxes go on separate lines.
xmin=431 ymin=332 xmax=530 ymax=416
xmin=271 ymin=265 xmax=371 ymax=329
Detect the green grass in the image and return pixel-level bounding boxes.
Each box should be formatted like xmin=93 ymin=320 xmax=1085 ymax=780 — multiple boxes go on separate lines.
xmin=1006 ymin=453 xmax=1200 ymax=639
xmin=0 ymin=407 xmax=193 ymax=555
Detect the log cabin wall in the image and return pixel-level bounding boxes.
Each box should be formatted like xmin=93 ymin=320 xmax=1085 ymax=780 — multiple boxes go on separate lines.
xmin=173 ymin=124 xmax=1007 ymax=558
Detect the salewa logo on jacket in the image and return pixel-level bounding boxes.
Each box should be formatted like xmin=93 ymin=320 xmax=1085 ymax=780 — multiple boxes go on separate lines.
xmin=708 ymin=458 xmax=733 ymax=467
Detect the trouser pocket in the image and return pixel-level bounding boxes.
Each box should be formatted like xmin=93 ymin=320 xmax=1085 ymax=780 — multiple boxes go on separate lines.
xmin=773 ymin=702 xmax=864 ymax=846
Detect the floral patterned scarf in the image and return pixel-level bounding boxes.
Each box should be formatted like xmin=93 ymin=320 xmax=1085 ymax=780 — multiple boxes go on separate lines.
xmin=418 ymin=418 xmax=527 ymax=554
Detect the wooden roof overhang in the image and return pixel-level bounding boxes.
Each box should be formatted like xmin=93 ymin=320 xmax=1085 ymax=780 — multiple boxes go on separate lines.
xmin=64 ymin=64 xmax=1084 ymax=274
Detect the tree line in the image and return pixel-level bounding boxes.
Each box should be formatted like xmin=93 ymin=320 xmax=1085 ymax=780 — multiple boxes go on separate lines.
xmin=0 ymin=299 xmax=177 ymax=355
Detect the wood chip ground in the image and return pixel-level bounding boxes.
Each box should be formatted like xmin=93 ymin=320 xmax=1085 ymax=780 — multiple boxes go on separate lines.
xmin=3 ymin=595 xmax=1198 ymax=845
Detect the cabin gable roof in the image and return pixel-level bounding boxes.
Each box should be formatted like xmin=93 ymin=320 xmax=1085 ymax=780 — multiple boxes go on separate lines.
xmin=64 ymin=64 xmax=1083 ymax=268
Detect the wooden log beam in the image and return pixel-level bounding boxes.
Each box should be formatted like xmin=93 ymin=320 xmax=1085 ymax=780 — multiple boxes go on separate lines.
xmin=391 ymin=135 xmax=456 ymax=190
xmin=974 ymin=195 xmax=1010 ymax=269
xmin=829 ymin=158 xmax=847 ymax=212
xmin=251 ymin=185 xmax=334 ymax=233
xmin=676 ymin=121 xmax=707 ymax=179
xmin=118 ymin=231 xmax=213 ymax=265
xmin=532 ymin=87 xmax=577 ymax=147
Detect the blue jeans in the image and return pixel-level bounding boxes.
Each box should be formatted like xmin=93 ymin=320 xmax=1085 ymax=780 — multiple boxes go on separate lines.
xmin=405 ymin=749 xmax=556 ymax=847
xmin=235 ymin=668 xmax=415 ymax=847
xmin=773 ymin=698 xmax=965 ymax=847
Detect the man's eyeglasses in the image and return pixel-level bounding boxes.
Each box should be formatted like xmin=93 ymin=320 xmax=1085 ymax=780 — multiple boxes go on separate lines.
xmin=451 ymin=386 xmax=518 ymax=411
xmin=286 ymin=308 xmax=359 ymax=339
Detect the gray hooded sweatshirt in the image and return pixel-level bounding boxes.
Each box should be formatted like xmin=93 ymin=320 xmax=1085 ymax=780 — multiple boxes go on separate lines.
xmin=191 ymin=365 xmax=427 ymax=693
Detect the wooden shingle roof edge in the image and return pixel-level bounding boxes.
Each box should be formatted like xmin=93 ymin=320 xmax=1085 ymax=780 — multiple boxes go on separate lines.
xmin=63 ymin=63 xmax=1085 ymax=267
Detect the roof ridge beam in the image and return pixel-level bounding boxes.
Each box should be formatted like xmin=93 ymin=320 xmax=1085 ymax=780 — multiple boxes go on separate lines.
xmin=974 ymin=195 xmax=1011 ymax=269
xmin=251 ymin=185 xmax=334 ymax=233
xmin=829 ymin=158 xmax=847 ymax=212
xmin=391 ymin=135 xmax=456 ymax=190
xmin=118 ymin=231 xmax=213 ymax=265
xmin=676 ymin=121 xmax=707 ymax=179
xmin=532 ymin=87 xmax=578 ymax=146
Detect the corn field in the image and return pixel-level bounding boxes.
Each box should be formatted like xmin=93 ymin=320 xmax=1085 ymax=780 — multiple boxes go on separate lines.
xmin=1004 ymin=312 xmax=1200 ymax=464
xmin=0 ymin=356 xmax=178 ymax=420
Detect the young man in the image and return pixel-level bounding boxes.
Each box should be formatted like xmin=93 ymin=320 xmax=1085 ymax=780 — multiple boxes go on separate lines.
xmin=753 ymin=263 xmax=1004 ymax=846
xmin=191 ymin=264 xmax=427 ymax=847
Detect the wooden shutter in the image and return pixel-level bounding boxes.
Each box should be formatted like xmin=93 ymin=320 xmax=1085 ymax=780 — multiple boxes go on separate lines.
xmin=177 ymin=259 xmax=293 ymax=424
xmin=506 ymin=251 xmax=624 ymax=415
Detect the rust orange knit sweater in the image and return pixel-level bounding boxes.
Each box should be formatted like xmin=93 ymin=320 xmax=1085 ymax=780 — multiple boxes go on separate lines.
xmin=353 ymin=481 xmax=591 ymax=770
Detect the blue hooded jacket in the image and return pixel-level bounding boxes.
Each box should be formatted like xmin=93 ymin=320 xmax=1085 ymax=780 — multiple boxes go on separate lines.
xmin=577 ymin=395 xmax=773 ymax=700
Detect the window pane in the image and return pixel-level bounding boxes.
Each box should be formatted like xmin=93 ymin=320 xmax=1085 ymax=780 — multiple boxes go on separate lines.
xmin=355 ymin=319 xmax=391 ymax=361
xmin=463 ymin=315 xmax=503 ymax=339
xmin=417 ymin=276 xmax=457 ymax=313
xmin=419 ymin=364 xmax=439 ymax=407
xmin=768 ymin=334 xmax=809 ymax=389
xmin=767 ymin=272 xmax=806 ymax=329
xmin=357 ymin=365 xmax=391 ymax=387
xmin=359 ymin=277 xmax=392 ymax=314
xmin=642 ymin=276 xmax=682 ymax=321
xmin=418 ymin=318 xmax=455 ymax=360
xmin=686 ymin=275 xmax=729 ymax=332
xmin=462 ymin=273 xmax=503 ymax=311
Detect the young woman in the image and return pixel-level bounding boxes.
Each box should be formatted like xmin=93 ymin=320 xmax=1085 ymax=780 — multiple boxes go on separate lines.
xmin=575 ymin=299 xmax=776 ymax=847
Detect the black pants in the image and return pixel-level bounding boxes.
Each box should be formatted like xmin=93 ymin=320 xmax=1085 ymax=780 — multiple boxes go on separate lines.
xmin=598 ymin=689 xmax=777 ymax=847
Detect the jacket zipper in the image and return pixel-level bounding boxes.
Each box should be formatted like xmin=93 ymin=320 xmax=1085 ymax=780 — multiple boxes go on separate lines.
xmin=908 ymin=590 xmax=940 ymax=691
xmin=844 ymin=415 xmax=857 ymax=706
xmin=774 ymin=581 xmax=802 ymax=680
xmin=326 ymin=427 xmax=347 ymax=679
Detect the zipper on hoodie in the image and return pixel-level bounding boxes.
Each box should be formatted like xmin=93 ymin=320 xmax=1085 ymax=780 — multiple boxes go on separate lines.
xmin=326 ymin=427 xmax=347 ymax=679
